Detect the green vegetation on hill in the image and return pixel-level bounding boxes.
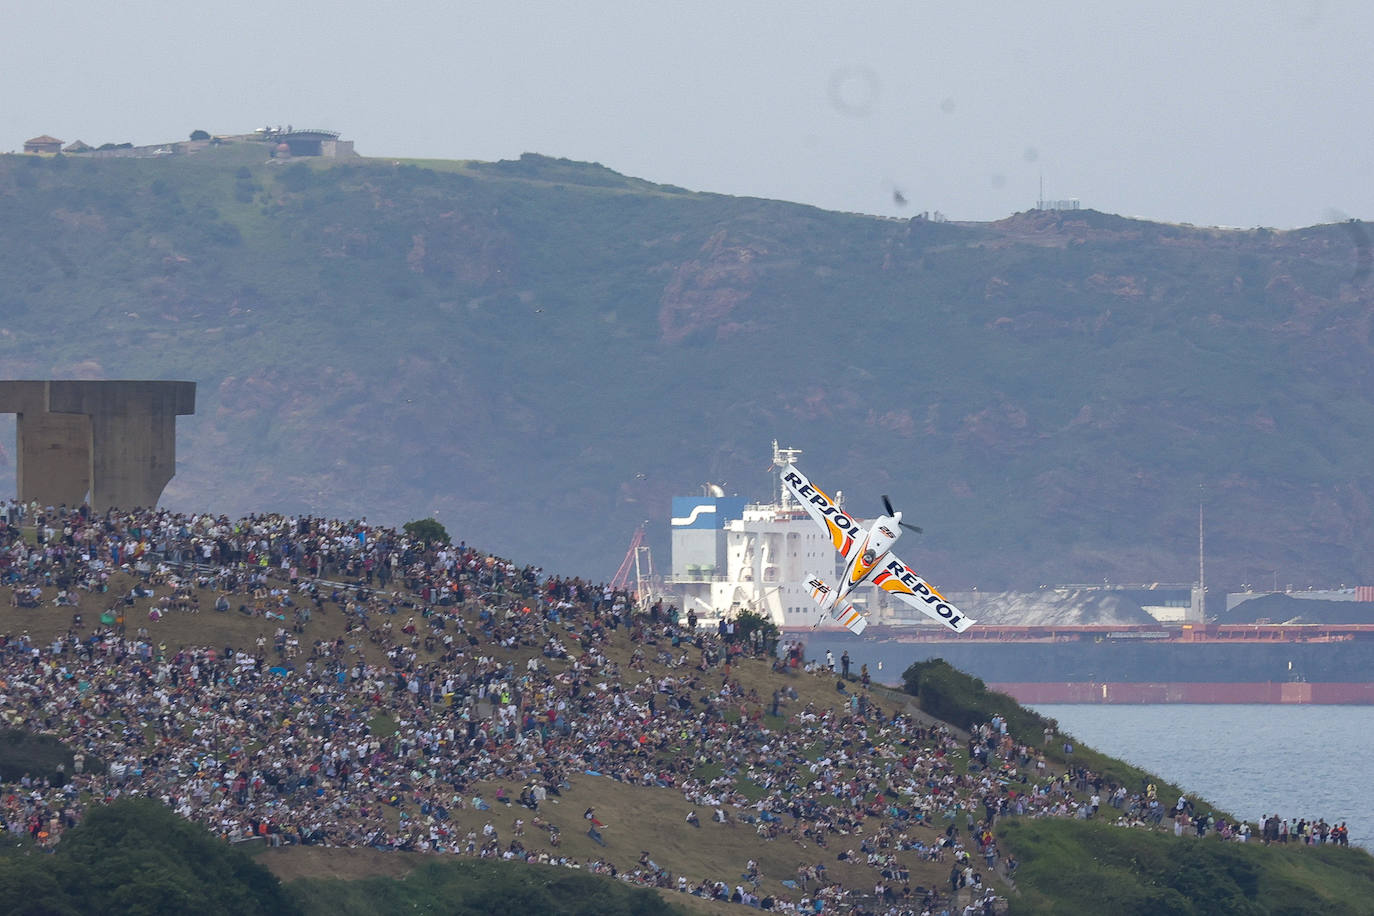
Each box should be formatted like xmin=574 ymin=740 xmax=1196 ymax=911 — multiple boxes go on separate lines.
xmin=1000 ymin=818 xmax=1374 ymax=916
xmin=897 ymin=658 xmax=1374 ymax=914
xmin=0 ymin=799 xmax=296 ymax=915
xmin=1 ymin=143 xmax=1373 ymax=588
xmin=0 ymin=797 xmax=675 ymax=916
xmin=286 ymin=858 xmax=678 ymax=916
xmin=403 ymin=516 xmax=450 ymax=546
xmin=901 ymin=659 xmax=1214 ymax=817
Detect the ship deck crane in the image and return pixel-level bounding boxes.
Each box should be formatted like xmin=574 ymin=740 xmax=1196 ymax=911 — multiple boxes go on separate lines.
xmin=610 ymin=525 xmax=657 ymax=607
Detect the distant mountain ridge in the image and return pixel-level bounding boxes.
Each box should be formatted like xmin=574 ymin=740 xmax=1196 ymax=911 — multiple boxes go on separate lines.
xmin=1 ymin=143 xmax=1372 ymax=589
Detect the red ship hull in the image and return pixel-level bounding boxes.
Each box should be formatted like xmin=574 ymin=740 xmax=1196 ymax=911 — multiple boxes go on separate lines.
xmin=988 ymin=681 xmax=1374 ymax=705
xmin=807 ymin=623 xmax=1374 ymax=704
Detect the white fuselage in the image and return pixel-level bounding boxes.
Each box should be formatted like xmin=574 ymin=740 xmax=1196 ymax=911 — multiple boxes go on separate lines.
xmin=826 ymin=513 xmax=903 ymax=610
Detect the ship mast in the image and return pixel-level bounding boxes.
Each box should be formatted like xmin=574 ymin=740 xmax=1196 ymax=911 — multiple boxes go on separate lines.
xmin=1198 ymin=487 xmax=1205 ymax=619
xmin=771 ymin=439 xmax=803 ymax=509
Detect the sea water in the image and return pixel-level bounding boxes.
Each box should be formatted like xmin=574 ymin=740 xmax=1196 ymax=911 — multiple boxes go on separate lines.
xmin=1032 ymin=704 xmax=1374 ymax=849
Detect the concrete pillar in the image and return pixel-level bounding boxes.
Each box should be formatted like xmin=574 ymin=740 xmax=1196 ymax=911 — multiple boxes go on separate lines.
xmin=0 ymin=381 xmax=91 ymax=507
xmin=0 ymin=380 xmax=195 ymax=511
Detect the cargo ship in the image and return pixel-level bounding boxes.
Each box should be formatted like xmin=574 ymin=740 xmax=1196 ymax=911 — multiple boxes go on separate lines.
xmin=663 ymin=443 xmax=1374 ymax=704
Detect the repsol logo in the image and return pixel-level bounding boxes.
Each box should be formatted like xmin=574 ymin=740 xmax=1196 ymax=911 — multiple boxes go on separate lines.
xmin=784 ymin=472 xmax=860 ymax=535
xmin=883 ymin=559 xmax=963 ymax=627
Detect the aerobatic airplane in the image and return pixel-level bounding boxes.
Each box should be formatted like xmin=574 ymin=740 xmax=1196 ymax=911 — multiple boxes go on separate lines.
xmin=781 ymin=465 xmax=973 ymax=636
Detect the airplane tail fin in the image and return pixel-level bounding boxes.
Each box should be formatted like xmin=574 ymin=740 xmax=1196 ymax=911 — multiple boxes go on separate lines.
xmin=805 ymin=576 xmax=869 ymax=636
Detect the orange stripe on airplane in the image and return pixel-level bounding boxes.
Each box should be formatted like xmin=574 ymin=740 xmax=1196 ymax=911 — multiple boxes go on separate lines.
xmin=825 ymin=518 xmax=847 ymax=552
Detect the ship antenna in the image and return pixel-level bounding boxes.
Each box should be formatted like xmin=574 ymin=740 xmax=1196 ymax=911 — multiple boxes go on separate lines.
xmin=771 ymin=440 xmax=803 ymax=509
xmin=1198 ymin=486 xmax=1205 ymax=618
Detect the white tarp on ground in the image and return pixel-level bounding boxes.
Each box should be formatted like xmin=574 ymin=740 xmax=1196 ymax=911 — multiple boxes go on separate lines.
xmin=940 ymin=589 xmax=1157 ymax=627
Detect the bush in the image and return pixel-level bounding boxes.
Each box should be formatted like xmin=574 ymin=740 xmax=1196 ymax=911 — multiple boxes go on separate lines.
xmin=190 ymin=130 xmax=211 ymax=141
xmin=0 ymin=799 xmax=298 ymax=915
xmin=403 ymin=517 xmax=450 ymax=546
xmin=901 ymin=658 xmax=1052 ymax=741
xmin=276 ymin=162 xmax=316 ymax=192
xmin=731 ymin=609 xmax=779 ymax=652
xmin=903 ymin=660 xmax=1216 ymax=816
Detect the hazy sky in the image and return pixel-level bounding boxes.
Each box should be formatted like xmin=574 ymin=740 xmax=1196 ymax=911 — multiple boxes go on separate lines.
xmin=4 ymin=1 xmax=1370 ymax=228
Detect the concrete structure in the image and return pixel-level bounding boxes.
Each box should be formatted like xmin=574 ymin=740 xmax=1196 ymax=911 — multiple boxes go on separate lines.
xmin=263 ymin=129 xmax=354 ymax=158
xmin=0 ymin=381 xmax=195 ymax=511
xmin=23 ymin=135 xmax=63 ymax=154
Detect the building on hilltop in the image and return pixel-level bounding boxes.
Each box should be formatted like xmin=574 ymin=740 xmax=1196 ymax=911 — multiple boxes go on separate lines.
xmin=21 ymin=128 xmax=356 ymax=160
xmin=23 ymin=135 xmax=63 ymax=154
xmin=1035 ymin=197 xmax=1081 ymax=211
xmin=257 ymin=127 xmax=355 ymax=158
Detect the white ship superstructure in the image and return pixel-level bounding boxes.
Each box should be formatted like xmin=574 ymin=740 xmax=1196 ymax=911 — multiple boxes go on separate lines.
xmin=666 ymin=443 xmax=867 ymax=630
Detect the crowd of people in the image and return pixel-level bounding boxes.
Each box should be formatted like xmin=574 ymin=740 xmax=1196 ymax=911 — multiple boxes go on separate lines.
xmin=0 ymin=500 xmax=1351 ymax=915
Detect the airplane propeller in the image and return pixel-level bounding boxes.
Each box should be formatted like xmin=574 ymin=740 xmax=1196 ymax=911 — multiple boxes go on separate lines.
xmin=881 ymin=495 xmax=923 ymax=534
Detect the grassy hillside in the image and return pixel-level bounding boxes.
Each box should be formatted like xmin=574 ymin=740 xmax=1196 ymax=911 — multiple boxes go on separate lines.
xmin=0 ymin=564 xmax=1014 ymax=908
xmin=1000 ymin=818 xmax=1374 ymax=915
xmin=285 ymin=857 xmax=676 ymax=916
xmin=0 ymin=541 xmax=1370 ymax=914
xmin=2 ymin=142 xmax=1374 ymax=592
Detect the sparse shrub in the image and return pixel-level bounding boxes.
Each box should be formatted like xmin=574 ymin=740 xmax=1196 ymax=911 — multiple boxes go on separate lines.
xmin=404 ymin=517 xmax=450 ymax=546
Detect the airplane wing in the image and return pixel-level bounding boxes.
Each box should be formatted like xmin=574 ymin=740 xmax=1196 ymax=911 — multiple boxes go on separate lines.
xmin=870 ymin=553 xmax=974 ymax=633
xmin=779 ymin=465 xmax=867 ymax=560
